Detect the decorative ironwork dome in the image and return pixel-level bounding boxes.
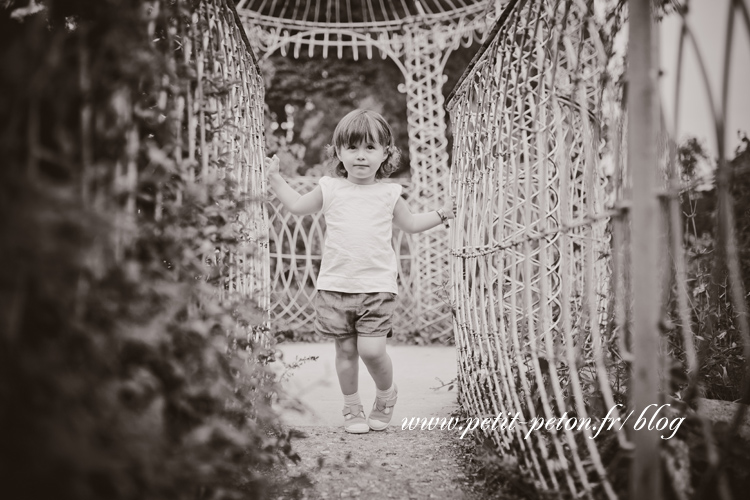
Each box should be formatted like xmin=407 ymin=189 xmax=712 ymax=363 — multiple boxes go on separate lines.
xmin=236 ymin=0 xmax=503 ymax=61
xmin=236 ymin=0 xmax=493 ymax=29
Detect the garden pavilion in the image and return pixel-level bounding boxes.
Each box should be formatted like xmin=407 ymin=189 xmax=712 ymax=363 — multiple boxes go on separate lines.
xmin=235 ymin=0 xmax=506 ymax=337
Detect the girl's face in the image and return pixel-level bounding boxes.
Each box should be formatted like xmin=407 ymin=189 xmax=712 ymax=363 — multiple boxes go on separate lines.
xmin=337 ymin=141 xmax=387 ymax=185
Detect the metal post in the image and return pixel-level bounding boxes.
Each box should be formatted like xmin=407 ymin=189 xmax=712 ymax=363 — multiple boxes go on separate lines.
xmin=628 ymin=0 xmax=662 ymax=498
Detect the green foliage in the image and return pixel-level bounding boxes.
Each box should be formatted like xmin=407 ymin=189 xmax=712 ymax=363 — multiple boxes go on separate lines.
xmin=678 ymin=137 xmax=709 ymax=181
xmin=665 ymin=136 xmax=750 ymax=402
xmin=1 ymin=171 xmax=288 ymax=500
xmin=729 ymin=136 xmax=750 ymax=297
xmin=0 ymin=1 xmax=292 ymax=499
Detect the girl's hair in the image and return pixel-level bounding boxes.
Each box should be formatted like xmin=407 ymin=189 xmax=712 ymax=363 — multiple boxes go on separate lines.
xmin=326 ymin=109 xmax=401 ymax=179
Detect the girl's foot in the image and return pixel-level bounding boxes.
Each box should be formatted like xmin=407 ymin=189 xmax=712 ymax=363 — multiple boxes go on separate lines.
xmin=368 ymin=384 xmax=398 ymax=431
xmin=343 ymin=404 xmax=369 ymax=434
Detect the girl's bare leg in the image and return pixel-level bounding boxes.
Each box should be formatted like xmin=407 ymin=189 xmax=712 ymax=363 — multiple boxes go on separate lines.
xmin=334 ymin=336 xmax=359 ymax=395
xmin=357 ymin=336 xmax=393 ymax=390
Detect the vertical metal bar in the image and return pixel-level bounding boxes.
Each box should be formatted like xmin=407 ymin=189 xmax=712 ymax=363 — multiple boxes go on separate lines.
xmin=627 ymin=1 xmax=662 ymax=499
xmin=720 ymin=0 xmax=750 ymax=448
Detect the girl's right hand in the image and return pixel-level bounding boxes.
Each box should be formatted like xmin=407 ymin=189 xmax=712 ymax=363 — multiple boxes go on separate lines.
xmin=264 ymin=154 xmax=280 ymax=177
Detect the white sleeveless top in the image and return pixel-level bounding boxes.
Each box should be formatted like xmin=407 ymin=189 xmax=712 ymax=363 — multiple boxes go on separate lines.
xmin=317 ymin=176 xmax=403 ymax=294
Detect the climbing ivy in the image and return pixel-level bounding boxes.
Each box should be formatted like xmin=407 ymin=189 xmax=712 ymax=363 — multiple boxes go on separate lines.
xmin=0 ymin=1 xmax=292 ymax=499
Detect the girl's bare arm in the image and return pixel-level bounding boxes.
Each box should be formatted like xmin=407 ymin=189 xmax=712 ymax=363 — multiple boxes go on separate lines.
xmin=265 ymin=155 xmax=323 ymax=215
xmin=392 ymin=197 xmax=454 ymax=234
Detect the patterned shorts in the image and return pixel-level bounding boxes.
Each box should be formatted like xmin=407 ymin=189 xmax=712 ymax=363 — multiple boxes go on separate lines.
xmin=313 ymin=290 xmax=397 ymax=339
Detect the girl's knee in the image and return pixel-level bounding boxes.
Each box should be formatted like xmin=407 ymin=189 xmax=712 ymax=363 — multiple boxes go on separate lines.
xmin=357 ymin=337 xmax=388 ymax=363
xmin=335 ymin=337 xmax=358 ymax=359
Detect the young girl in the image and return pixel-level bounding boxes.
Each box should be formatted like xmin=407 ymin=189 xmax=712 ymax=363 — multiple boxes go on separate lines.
xmin=265 ymin=109 xmax=454 ymax=434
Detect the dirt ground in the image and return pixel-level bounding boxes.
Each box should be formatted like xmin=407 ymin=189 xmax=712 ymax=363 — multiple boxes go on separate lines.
xmin=267 ymin=424 xmax=491 ymax=500
xmin=265 ymin=342 xmax=528 ymax=499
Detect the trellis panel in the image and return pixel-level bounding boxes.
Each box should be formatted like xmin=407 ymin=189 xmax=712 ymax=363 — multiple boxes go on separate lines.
xmin=171 ymin=0 xmax=271 ymax=348
xmin=448 ymin=0 xmax=619 ymax=497
xmin=448 ymin=0 xmax=750 ymax=498
xmin=402 ymin=28 xmax=454 ymax=338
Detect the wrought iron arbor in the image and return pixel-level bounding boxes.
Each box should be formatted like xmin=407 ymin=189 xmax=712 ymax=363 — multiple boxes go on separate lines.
xmin=236 ymin=0 xmax=505 ymax=337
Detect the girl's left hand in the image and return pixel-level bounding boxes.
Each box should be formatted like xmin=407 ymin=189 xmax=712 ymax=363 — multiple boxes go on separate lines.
xmin=442 ymin=197 xmax=456 ymax=220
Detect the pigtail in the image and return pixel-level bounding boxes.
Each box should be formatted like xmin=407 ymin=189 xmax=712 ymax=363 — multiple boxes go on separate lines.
xmin=378 ymin=145 xmax=401 ymax=179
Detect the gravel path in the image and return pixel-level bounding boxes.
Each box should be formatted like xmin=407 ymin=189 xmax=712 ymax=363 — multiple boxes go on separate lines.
xmin=269 ymin=424 xmax=484 ymax=500
xmin=267 ymin=343 xmax=496 ymax=499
